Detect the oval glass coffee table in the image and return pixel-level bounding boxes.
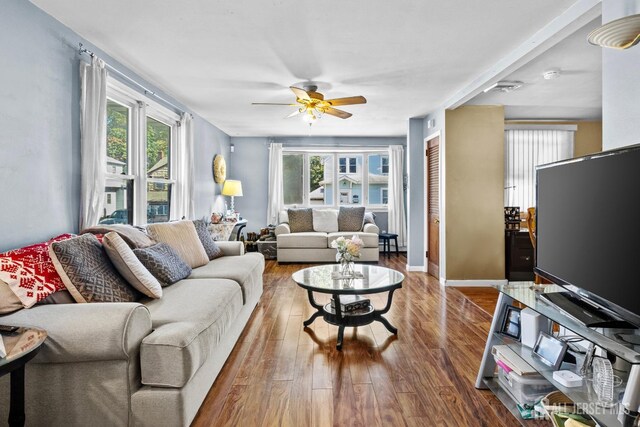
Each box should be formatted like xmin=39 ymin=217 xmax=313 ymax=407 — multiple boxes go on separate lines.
xmin=292 ymin=264 xmax=404 ymax=350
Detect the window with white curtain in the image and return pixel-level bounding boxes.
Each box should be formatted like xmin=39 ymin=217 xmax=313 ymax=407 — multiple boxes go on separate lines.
xmin=102 ymin=79 xmax=181 ymax=225
xmin=504 ymin=125 xmax=576 ymax=210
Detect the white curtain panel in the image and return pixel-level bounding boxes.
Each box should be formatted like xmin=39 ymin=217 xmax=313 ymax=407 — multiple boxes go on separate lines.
xmin=174 ymin=113 xmax=195 ymax=220
xmin=388 ymin=145 xmax=407 ymax=247
xmin=266 ymin=143 xmax=284 ymax=225
xmin=79 ymin=56 xmax=108 ymax=230
xmin=504 ymin=128 xmax=575 ymax=210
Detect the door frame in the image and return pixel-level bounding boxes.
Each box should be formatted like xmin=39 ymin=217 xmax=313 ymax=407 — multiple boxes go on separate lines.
xmin=424 ymin=131 xmax=444 ymax=284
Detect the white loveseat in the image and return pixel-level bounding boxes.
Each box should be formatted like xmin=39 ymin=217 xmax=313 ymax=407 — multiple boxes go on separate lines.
xmin=275 ymin=208 xmax=380 ymax=262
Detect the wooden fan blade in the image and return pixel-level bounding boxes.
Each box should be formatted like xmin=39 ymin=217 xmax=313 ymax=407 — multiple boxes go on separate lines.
xmin=325 ymin=96 xmax=367 ymax=106
xmin=252 ymin=102 xmax=298 ymax=106
xmin=290 ymin=86 xmax=311 ymax=101
xmin=324 ymin=107 xmax=352 ymax=119
xmin=286 ymin=110 xmax=302 ymax=118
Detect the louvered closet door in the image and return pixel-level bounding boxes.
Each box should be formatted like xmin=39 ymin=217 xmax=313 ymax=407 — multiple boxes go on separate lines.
xmin=427 ymin=137 xmax=440 ymax=278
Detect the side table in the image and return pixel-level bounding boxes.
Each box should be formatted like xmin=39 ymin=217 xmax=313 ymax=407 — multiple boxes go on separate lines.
xmin=0 ymin=326 xmax=47 ymax=427
xmin=379 ymin=232 xmax=399 ymax=256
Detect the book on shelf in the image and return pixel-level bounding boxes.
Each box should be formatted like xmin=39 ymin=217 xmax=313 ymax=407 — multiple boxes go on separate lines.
xmin=491 ymin=345 xmax=537 ymax=376
xmin=330 ymin=295 xmax=371 ymax=313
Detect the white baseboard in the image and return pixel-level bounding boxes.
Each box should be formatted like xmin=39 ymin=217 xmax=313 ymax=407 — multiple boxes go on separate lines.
xmin=405 ymin=265 xmax=426 ymax=272
xmin=445 ymin=279 xmax=508 ymax=287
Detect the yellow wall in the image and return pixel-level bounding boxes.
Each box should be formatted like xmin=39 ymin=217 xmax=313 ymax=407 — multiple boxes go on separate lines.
xmin=445 ymin=106 xmax=505 ymax=280
xmin=506 ymin=121 xmax=603 ymax=158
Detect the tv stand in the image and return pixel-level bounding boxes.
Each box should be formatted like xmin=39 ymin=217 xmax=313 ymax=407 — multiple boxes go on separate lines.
xmin=476 ymin=282 xmax=640 ymax=427
xmin=538 ymin=291 xmax=637 ymax=329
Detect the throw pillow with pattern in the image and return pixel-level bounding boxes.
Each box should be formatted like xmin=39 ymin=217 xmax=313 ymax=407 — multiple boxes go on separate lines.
xmin=193 ymin=219 xmax=224 ymax=260
xmin=338 ymin=207 xmax=366 ymax=232
xmin=0 ymin=233 xmax=75 ymax=307
xmin=133 ymin=243 xmax=192 ymax=287
xmin=50 ymin=234 xmax=140 ymax=303
xmin=287 ymin=208 xmax=314 ymax=233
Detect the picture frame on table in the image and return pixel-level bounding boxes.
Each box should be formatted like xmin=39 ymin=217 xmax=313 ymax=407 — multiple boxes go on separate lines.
xmin=500 ymin=305 xmax=522 ymax=340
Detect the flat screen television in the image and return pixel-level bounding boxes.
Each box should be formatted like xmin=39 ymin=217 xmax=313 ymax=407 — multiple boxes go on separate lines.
xmin=535 ymin=144 xmax=640 ymax=328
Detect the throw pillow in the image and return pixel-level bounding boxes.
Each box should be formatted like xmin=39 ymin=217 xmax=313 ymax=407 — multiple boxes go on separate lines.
xmin=133 ymin=243 xmax=192 ymax=287
xmin=312 ymin=209 xmax=339 ymax=233
xmin=103 ymin=232 xmax=163 ymax=299
xmin=146 ymin=221 xmax=209 ymax=268
xmin=363 ymin=211 xmax=377 ymax=226
xmin=50 ymin=234 xmax=140 ymax=303
xmin=338 ymin=207 xmax=366 ymax=232
xmin=193 ymin=219 xmax=223 ymax=260
xmin=278 ymin=210 xmax=289 ymax=224
xmin=0 ymin=233 xmax=75 ymax=307
xmin=81 ymin=224 xmax=155 ymax=249
xmin=0 ymin=279 xmax=22 ymax=314
xmin=287 ymin=208 xmax=314 ymax=233
xmin=36 ymin=290 xmax=75 ymax=305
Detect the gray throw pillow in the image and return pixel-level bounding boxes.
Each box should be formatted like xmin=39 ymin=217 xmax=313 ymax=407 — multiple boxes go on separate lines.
xmin=288 ymin=208 xmax=314 ymax=233
xmin=50 ymin=234 xmax=140 ymax=303
xmin=133 ymin=243 xmax=192 ymax=287
xmin=338 ymin=207 xmax=366 ymax=232
xmin=81 ymin=224 xmax=155 ymax=249
xmin=193 ymin=219 xmax=223 ymax=260
xmin=363 ymin=212 xmax=377 ymax=226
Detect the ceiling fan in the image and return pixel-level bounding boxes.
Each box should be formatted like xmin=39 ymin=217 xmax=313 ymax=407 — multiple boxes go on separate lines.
xmin=252 ymin=85 xmax=366 ymax=124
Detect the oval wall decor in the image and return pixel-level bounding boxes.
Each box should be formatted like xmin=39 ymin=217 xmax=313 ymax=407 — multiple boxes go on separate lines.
xmin=213 ymin=154 xmax=227 ymax=183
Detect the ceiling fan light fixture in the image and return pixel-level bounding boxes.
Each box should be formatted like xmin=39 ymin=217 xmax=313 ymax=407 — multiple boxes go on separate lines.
xmin=587 ymin=13 xmax=640 ymax=50
xmin=484 ymin=81 xmax=524 ymax=93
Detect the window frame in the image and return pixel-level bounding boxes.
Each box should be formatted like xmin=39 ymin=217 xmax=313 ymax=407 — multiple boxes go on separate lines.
xmin=282 ymin=148 xmax=389 ymax=210
xmin=105 ymin=78 xmax=180 ymax=225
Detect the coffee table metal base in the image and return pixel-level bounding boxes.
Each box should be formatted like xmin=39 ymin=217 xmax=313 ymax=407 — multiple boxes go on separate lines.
xmin=302 ymin=289 xmax=399 ymax=350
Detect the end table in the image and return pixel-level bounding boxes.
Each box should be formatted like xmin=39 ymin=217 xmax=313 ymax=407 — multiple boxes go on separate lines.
xmin=0 ymin=326 xmax=47 ymax=427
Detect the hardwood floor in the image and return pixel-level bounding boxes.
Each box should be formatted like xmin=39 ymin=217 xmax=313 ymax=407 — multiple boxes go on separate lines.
xmin=191 ymin=256 xmax=520 ymax=427
xmin=455 ymin=287 xmax=500 ymax=316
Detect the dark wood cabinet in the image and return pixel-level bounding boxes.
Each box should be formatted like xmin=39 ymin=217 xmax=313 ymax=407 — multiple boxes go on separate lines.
xmin=505 ymin=230 xmax=534 ymax=281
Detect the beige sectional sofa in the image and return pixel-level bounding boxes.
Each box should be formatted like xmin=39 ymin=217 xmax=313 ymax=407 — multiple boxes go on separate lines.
xmin=275 ymin=208 xmax=380 ymax=262
xmin=0 ymin=241 xmax=264 ymax=427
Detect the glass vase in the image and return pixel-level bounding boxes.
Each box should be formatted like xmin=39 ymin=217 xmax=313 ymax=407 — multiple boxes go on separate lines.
xmin=339 ymin=257 xmax=355 ymax=277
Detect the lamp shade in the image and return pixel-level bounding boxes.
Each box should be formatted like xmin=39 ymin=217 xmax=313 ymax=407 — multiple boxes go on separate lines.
xmin=222 ymin=180 xmax=243 ymax=197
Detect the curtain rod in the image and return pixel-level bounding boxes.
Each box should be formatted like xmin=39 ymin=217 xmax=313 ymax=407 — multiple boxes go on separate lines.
xmin=79 ymin=43 xmax=185 ymax=114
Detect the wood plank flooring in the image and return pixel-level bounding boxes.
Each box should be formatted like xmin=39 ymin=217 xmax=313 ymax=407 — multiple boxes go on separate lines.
xmin=191 ymin=256 xmax=521 ymax=427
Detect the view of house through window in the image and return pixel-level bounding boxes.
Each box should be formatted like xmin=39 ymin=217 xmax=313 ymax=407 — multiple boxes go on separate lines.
xmin=283 ymin=150 xmax=389 ymax=208
xmin=100 ymin=81 xmax=179 ymax=225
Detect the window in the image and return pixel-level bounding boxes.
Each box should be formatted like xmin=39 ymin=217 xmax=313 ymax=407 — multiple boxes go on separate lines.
xmin=381 ymin=156 xmax=389 ymax=174
xmin=381 ymin=188 xmax=388 ymax=204
xmin=99 ymin=79 xmax=180 ymax=225
xmin=282 ymin=150 xmax=388 ymax=208
xmin=504 ymin=127 xmax=575 ymax=210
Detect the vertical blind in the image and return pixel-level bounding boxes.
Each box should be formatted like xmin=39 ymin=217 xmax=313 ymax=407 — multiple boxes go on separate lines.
xmin=504 ymin=126 xmax=576 ymax=210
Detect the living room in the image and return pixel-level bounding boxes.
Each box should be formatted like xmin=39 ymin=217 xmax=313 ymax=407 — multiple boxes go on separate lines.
xmin=1 ymin=0 xmax=640 ymax=426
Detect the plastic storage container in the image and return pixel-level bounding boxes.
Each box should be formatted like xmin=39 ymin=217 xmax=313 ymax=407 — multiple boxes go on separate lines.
xmin=497 ymin=365 xmax=556 ymax=407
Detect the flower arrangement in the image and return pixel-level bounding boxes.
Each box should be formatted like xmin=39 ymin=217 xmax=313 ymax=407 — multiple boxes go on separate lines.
xmin=331 ymin=235 xmax=363 ymax=275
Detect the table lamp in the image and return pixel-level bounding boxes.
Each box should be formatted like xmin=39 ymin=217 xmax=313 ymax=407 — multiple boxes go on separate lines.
xmin=222 ymin=179 xmax=243 ymax=215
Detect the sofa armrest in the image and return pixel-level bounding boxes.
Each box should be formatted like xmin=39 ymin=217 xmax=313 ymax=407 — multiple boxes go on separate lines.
xmin=216 ymin=241 xmax=245 ymax=256
xmin=275 ymin=223 xmax=291 ymax=236
xmin=0 ymin=303 xmax=151 ymax=363
xmin=363 ymin=223 xmax=380 ymax=234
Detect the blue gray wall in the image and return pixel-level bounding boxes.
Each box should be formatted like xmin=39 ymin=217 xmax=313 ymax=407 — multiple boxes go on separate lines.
xmin=602 ymin=0 xmax=640 ymax=150
xmin=228 ymin=136 xmax=406 ymax=235
xmin=0 ymin=0 xmax=230 ymax=251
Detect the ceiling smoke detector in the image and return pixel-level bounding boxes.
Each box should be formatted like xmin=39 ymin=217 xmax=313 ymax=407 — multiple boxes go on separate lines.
xmin=483 ymin=81 xmax=524 ymax=93
xmin=543 ymin=69 xmax=561 ymax=80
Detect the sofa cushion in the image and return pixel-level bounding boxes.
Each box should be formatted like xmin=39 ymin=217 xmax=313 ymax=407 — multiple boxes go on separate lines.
xmin=133 ymin=243 xmax=191 ymax=287
xmin=312 ymin=209 xmax=339 ymax=233
xmin=0 ymin=279 xmax=22 ymax=314
xmin=188 ymin=253 xmax=264 ymax=303
xmin=192 ymin=219 xmax=223 ymax=260
xmin=338 ymin=207 xmax=366 ymax=232
xmin=328 ymin=232 xmax=379 ymax=248
xmin=103 ymin=232 xmax=162 ymax=299
xmin=146 ymin=221 xmax=209 ymax=268
xmin=287 ymin=208 xmax=313 ymax=232
xmin=50 ymin=234 xmax=140 ymax=303
xmin=81 ymin=224 xmax=155 ymax=249
xmin=277 ymin=232 xmax=328 ymax=249
xmin=141 ymin=278 xmax=243 ymax=388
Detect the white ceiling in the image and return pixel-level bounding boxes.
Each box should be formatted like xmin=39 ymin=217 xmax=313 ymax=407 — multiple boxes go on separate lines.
xmin=466 ymin=18 xmax=602 ymax=120
xmin=32 ymin=0 xmax=578 ymax=136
